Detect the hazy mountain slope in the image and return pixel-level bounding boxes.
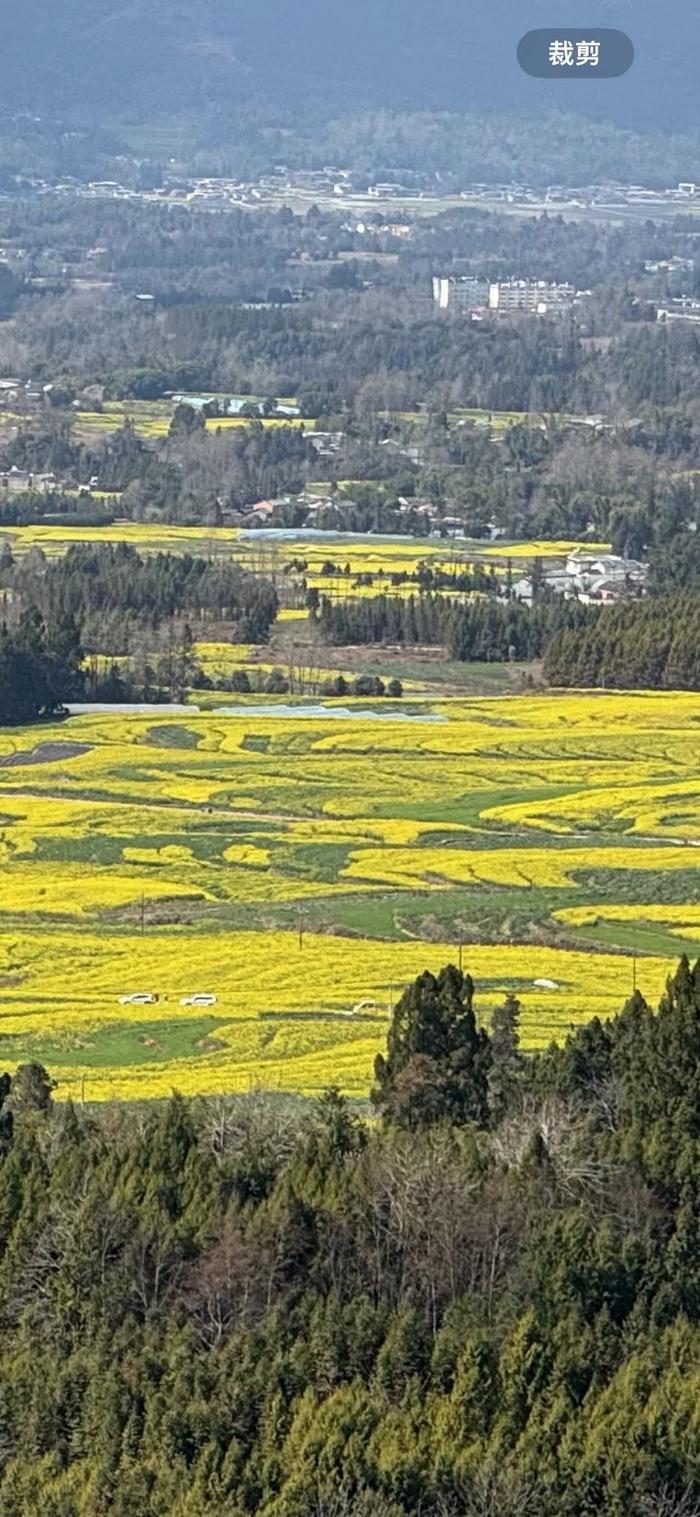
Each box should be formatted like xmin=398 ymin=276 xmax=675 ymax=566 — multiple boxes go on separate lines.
xmin=2 ymin=0 xmax=699 ymax=136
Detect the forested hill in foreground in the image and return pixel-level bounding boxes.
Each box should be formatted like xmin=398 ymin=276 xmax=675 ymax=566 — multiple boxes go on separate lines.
xmin=3 ymin=958 xmax=700 ymax=1513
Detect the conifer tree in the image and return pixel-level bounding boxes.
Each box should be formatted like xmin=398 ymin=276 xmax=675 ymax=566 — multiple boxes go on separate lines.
xmin=373 ymin=966 xmax=491 ymax=1128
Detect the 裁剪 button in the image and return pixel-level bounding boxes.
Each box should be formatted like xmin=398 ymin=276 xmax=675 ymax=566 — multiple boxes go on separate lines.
xmin=517 ymin=29 xmax=634 ymax=78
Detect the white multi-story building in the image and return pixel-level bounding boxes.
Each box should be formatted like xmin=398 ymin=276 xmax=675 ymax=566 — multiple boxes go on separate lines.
xmin=433 ymin=276 xmax=581 ymax=316
xmin=432 ymin=276 xmax=490 ymax=312
xmin=489 ymin=280 xmax=577 ymax=314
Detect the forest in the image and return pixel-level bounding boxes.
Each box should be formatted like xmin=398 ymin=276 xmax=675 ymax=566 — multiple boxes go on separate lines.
xmin=30 ymin=544 xmax=278 ymax=640
xmin=0 ymin=545 xmax=280 ymax=718
xmin=0 ymin=610 xmax=83 ymax=724
xmin=318 ymin=593 xmax=593 ymax=665
xmin=2 ymin=959 xmax=700 ymax=1513
xmin=544 ymin=593 xmax=700 ymax=691
xmin=2 ymin=0 xmax=700 ymax=184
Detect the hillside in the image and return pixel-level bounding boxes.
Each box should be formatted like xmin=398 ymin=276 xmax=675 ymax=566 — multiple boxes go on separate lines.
xmin=2 ymin=0 xmax=700 ymax=157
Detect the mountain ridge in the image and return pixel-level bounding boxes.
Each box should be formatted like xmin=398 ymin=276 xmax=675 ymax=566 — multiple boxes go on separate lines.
xmin=2 ymin=0 xmax=698 ymax=137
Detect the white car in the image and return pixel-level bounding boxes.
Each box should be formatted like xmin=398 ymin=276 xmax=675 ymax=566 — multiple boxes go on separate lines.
xmin=118 ymin=992 xmax=158 ymax=1006
xmin=180 ymin=993 xmax=218 ymax=1007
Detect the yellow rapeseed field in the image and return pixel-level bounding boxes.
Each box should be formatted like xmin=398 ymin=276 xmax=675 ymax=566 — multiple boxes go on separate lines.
xmin=0 ymin=688 xmax=698 ymax=1104
xmin=0 ymin=522 xmax=607 ymax=581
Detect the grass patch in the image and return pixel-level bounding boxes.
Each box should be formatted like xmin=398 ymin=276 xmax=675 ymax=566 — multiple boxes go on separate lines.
xmin=0 ymin=1016 xmax=228 ymax=1069
xmin=145 ymin=725 xmax=200 ymax=750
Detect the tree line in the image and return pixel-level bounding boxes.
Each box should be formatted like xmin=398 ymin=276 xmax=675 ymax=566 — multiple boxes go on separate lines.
xmin=544 ymin=592 xmax=700 ymax=690
xmin=0 ymin=609 xmax=82 ymax=722
xmin=0 ymin=544 xmax=281 ymax=718
xmin=0 ymin=492 xmax=116 ymax=529
xmin=2 ymin=958 xmax=700 ymax=1511
xmin=318 ymin=587 xmax=700 ymax=689
xmin=16 ymin=542 xmax=279 ymax=643
xmin=318 ymin=591 xmax=592 ymax=663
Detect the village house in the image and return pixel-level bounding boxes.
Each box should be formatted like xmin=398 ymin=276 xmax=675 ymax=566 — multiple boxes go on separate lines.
xmin=0 ymin=466 xmax=61 ymax=494
xmin=245 ymin=499 xmax=282 ymax=521
xmin=565 ymin=550 xmax=647 ymax=599
xmin=513 ymin=550 xmax=649 ymax=607
xmin=308 ymin=431 xmax=344 ymax=460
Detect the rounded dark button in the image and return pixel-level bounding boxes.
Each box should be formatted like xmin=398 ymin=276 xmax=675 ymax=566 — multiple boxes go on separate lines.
xmin=517 ymin=29 xmax=634 ymax=79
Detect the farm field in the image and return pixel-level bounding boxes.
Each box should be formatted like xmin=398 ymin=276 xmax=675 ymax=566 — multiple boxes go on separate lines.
xmin=0 ymin=402 xmax=313 ymax=441
xmin=384 ymin=407 xmax=586 ymax=435
xmin=0 ymin=518 xmax=608 ymax=572
xmin=190 ymin=640 xmax=389 ymax=691
xmin=73 ymin=412 xmax=311 ymax=439
xmin=190 ymin=641 xmax=532 ymax=698
xmin=0 ymin=396 xmax=587 ymax=447
xmin=0 ymin=690 xmax=699 ymax=1105
xmin=0 ymin=520 xmax=515 ymax=617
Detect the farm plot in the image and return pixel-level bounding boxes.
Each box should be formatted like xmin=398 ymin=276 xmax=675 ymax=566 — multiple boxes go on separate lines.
xmin=0 ymin=689 xmax=698 ymax=1103
xmin=0 ymin=522 xmax=607 ymax=580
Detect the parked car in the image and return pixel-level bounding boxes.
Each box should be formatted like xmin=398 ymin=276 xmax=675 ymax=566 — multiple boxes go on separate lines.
xmin=180 ymin=993 xmax=218 ymax=1007
xmin=118 ymin=992 xmax=158 ymax=1005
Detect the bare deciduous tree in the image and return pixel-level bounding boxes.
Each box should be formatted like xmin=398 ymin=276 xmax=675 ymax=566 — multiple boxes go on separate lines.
xmin=637 ymin=1486 xmax=700 ymax=1517
xmin=491 ymin=1097 xmax=611 ymax=1199
xmin=436 ymin=1467 xmax=543 ymax=1517
xmin=196 ymin=1088 xmax=306 ymax=1166
xmin=313 ymin=1483 xmax=405 ymax=1517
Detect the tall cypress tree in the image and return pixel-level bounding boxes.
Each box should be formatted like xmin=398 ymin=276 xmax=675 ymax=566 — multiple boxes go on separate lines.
xmin=372 ymin=965 xmax=492 ymax=1129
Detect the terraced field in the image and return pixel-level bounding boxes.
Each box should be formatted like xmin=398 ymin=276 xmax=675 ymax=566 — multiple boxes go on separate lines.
xmin=0 ymin=690 xmax=697 ymax=1104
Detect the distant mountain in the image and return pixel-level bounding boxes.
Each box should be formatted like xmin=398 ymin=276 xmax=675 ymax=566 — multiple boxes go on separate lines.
xmin=3 ymin=0 xmax=700 ymax=136
xmin=1 ymin=0 xmax=698 ymax=189
xmin=3 ymin=2 xmax=253 ymax=118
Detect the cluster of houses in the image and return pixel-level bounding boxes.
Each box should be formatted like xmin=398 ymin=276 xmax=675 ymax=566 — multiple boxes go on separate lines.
xmin=350 ymin=221 xmax=414 ymax=240
xmin=512 ymin=550 xmax=648 ymax=605
xmin=656 ymin=297 xmax=700 ymax=327
xmin=243 ymin=483 xmax=481 ymax=530
xmin=644 ymin=256 xmax=694 ymax=278
xmin=0 ymin=378 xmax=53 ymax=409
xmin=243 ymin=492 xmax=331 ymax=523
xmin=0 ymin=466 xmax=100 ymax=495
xmin=173 ymin=394 xmax=302 ymax=419
xmin=308 ymin=431 xmax=343 ymax=463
